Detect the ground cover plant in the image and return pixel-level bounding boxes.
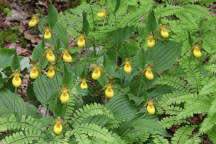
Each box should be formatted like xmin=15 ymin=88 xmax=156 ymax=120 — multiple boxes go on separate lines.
xmin=0 ymin=0 xmax=216 ymax=143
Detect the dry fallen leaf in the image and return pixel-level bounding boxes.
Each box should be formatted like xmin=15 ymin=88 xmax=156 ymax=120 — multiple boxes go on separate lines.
xmin=6 ymin=9 xmax=29 ymax=22
xmin=24 ymin=31 xmax=41 ymax=44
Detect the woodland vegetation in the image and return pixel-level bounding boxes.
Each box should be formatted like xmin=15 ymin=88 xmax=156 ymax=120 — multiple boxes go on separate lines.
xmin=0 ymin=0 xmax=216 ymax=143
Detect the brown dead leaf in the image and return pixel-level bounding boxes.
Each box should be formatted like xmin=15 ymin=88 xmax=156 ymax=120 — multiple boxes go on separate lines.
xmin=24 ymin=31 xmax=41 ymax=44
xmin=6 ymin=9 xmax=29 ymax=22
xmin=5 ymin=43 xmax=31 ymax=56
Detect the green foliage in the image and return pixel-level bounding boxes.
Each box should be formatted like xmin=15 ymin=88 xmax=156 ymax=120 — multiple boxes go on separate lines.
xmin=0 ymin=0 xmax=215 ymax=144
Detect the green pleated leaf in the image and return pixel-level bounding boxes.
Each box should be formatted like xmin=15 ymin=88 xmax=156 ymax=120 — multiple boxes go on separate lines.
xmin=33 ymin=74 xmax=62 ymax=105
xmin=146 ymin=9 xmax=157 ymax=33
xmin=187 ymin=31 xmax=193 ymax=47
xmin=53 ymin=22 xmax=69 ymax=48
xmin=105 ymin=89 xmax=137 ymax=121
xmin=82 ymin=11 xmax=90 ymax=36
xmin=47 ymin=4 xmax=58 ymax=28
xmin=32 ymin=40 xmax=45 ymax=62
xmin=0 ymin=89 xmax=39 ymax=119
xmin=0 ymin=48 xmax=16 ymax=69
xmin=151 ymin=41 xmax=182 ymax=72
xmin=63 ymin=64 xmax=73 ymax=86
xmin=11 ymin=55 xmax=20 ymax=70
xmin=114 ymin=0 xmax=120 ymax=13
xmin=132 ymin=119 xmax=169 ymax=137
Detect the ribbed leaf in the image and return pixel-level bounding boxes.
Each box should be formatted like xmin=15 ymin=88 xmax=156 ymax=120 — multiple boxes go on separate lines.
xmin=132 ymin=119 xmax=169 ymax=137
xmin=151 ymin=41 xmax=182 ymax=72
xmin=0 ymin=48 xmax=16 ymax=69
xmin=33 ymin=74 xmax=62 ymax=105
xmin=47 ymin=4 xmax=58 ymax=28
xmin=82 ymin=11 xmax=90 ymax=35
xmin=0 ymin=89 xmax=38 ymax=119
xmin=32 ymin=40 xmax=45 ymax=62
xmin=146 ymin=9 xmax=157 ymax=33
xmin=105 ymin=91 xmax=137 ymax=121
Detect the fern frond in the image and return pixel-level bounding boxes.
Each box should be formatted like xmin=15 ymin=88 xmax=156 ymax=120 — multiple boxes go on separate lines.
xmin=199 ymin=78 xmax=216 ymax=95
xmin=200 ymin=97 xmax=216 ymax=133
xmin=156 ymin=75 xmax=190 ymax=92
xmin=0 ymin=115 xmax=45 ymax=133
xmin=153 ymin=135 xmax=169 ymax=144
xmin=64 ymin=96 xmax=76 ymax=121
xmin=205 ymin=64 xmax=216 ymax=73
xmin=159 ymin=116 xmax=188 ymax=129
xmin=1 ymin=131 xmax=44 ymax=144
xmin=177 ymin=95 xmax=211 ymax=119
xmin=184 ymin=134 xmax=201 ymax=144
xmin=73 ymin=103 xmax=116 ymax=126
xmin=207 ymin=126 xmax=216 ymax=144
xmin=171 ymin=125 xmax=196 ymax=144
xmin=158 ymin=91 xmax=192 ymax=106
xmin=73 ymin=123 xmax=126 ymax=144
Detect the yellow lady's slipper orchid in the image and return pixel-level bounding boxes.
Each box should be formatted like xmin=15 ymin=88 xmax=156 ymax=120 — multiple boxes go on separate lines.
xmin=12 ymin=73 xmax=22 ymax=87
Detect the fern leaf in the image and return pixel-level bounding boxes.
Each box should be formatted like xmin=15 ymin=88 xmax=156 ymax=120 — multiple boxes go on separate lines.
xmin=184 ymin=134 xmax=201 ymax=144
xmin=159 ymin=116 xmax=188 ymax=129
xmin=73 ymin=123 xmax=126 ymax=144
xmin=158 ymin=91 xmax=192 ymax=106
xmin=0 ymin=115 xmax=45 ymax=133
xmin=73 ymin=103 xmax=116 ymax=126
xmin=156 ymin=75 xmax=190 ymax=92
xmin=207 ymin=126 xmax=216 ymax=144
xmin=177 ymin=95 xmax=211 ymax=119
xmin=64 ymin=96 xmax=76 ymax=121
xmin=199 ymin=78 xmax=216 ymax=95
xmin=205 ymin=64 xmax=216 ymax=73
xmin=1 ymin=131 xmax=43 ymax=144
xmin=200 ymin=98 xmax=216 ymax=133
xmin=153 ymin=135 xmax=169 ymax=144
xmin=171 ymin=125 xmax=196 ymax=144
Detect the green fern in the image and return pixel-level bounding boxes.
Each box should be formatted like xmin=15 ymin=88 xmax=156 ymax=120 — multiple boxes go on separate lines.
xmin=171 ymin=126 xmax=198 ymax=144
xmin=1 ymin=131 xmax=44 ymax=144
xmin=153 ymin=135 xmax=169 ymax=144
xmin=72 ymin=123 xmax=126 ymax=144
xmin=73 ymin=103 xmax=117 ymax=127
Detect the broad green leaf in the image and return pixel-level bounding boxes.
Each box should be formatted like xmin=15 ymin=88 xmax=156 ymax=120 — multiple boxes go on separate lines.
xmin=0 ymin=48 xmax=16 ymax=69
xmin=82 ymin=11 xmax=90 ymax=36
xmin=114 ymin=0 xmax=120 ymax=13
xmin=106 ymin=89 xmax=137 ymax=121
xmin=47 ymin=4 xmax=58 ymax=28
xmin=52 ymin=22 xmax=69 ymax=48
xmin=33 ymin=74 xmax=62 ymax=105
xmin=146 ymin=9 xmax=157 ymax=33
xmin=32 ymin=40 xmax=45 ymax=61
xmin=11 ymin=55 xmax=20 ymax=70
xmin=109 ymin=27 xmax=134 ymax=49
xmin=187 ymin=31 xmax=193 ymax=47
xmin=39 ymin=56 xmax=48 ymax=70
xmin=0 ymin=89 xmax=39 ymax=119
xmin=132 ymin=119 xmax=169 ymax=137
xmin=152 ymin=41 xmax=182 ymax=72
xmin=63 ymin=64 xmax=72 ymax=86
